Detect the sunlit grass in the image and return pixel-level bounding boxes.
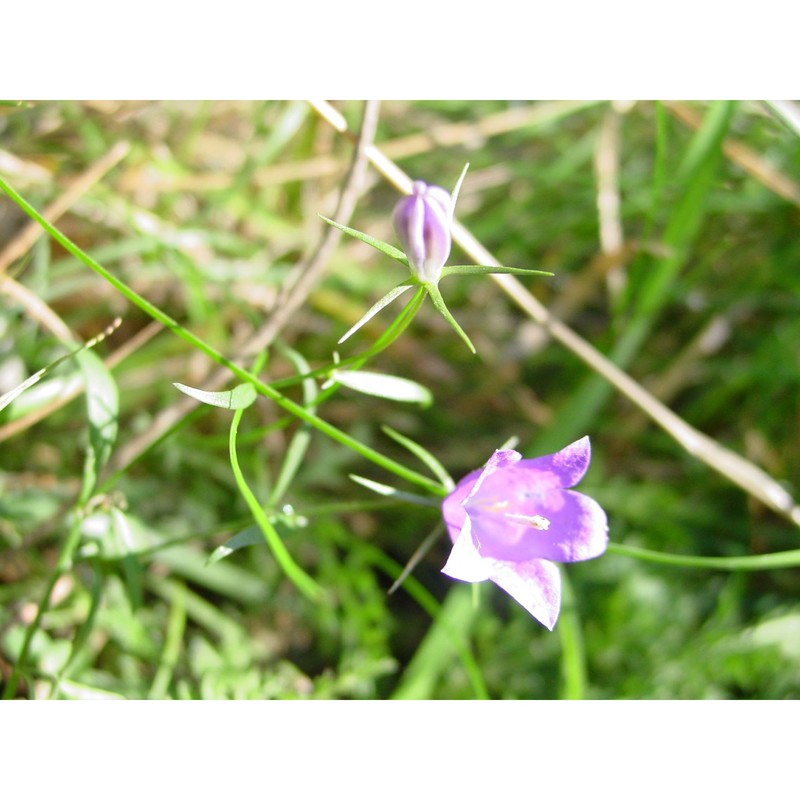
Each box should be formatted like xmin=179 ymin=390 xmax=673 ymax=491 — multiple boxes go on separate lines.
xmin=1 ymin=100 xmax=799 ymax=699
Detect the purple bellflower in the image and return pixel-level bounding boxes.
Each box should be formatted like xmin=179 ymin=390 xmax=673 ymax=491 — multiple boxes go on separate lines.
xmin=441 ymin=436 xmax=608 ymax=630
xmin=320 ymin=163 xmax=551 ymax=353
xmin=393 ymin=180 xmax=454 ymax=284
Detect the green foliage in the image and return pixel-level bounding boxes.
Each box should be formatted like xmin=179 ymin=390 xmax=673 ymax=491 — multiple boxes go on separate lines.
xmin=1 ymin=100 xmax=799 ymax=699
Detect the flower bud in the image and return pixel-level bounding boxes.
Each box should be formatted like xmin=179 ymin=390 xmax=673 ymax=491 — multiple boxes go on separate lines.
xmin=393 ymin=180 xmax=453 ymax=284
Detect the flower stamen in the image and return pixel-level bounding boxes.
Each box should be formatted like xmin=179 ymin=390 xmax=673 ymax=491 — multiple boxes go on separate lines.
xmin=503 ymin=513 xmax=551 ymax=530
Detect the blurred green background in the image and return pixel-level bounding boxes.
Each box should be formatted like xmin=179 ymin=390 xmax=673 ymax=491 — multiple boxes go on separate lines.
xmin=1 ymin=100 xmax=799 ymax=699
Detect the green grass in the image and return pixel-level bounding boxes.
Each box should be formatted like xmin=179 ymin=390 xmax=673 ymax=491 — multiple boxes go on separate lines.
xmin=1 ymin=100 xmax=799 ymax=699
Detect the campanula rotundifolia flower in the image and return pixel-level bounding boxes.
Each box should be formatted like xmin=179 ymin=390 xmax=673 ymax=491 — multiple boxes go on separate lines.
xmin=441 ymin=436 xmax=608 ymax=630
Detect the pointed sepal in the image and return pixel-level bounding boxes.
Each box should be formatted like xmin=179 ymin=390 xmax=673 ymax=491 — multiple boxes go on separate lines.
xmin=425 ymin=283 xmax=477 ymax=354
xmin=338 ymin=281 xmax=415 ymax=344
xmin=441 ymin=265 xmax=554 ymax=278
xmin=319 ymin=215 xmax=409 ymax=265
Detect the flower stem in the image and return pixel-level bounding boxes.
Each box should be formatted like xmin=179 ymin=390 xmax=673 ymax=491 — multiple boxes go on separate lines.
xmin=269 ymin=285 xmax=427 ymax=393
xmin=608 ymin=542 xmax=800 ymax=571
xmin=557 ymin=569 xmax=587 ymax=700
xmin=229 ymin=405 xmax=324 ymax=602
xmin=0 ymin=176 xmax=444 ymax=497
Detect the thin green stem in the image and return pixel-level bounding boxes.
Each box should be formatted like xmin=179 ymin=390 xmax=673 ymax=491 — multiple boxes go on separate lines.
xmin=608 ymin=542 xmax=800 ymax=571
xmin=557 ymin=569 xmax=586 ymax=700
xmin=390 ymin=583 xmax=489 ymax=699
xmin=269 ymin=285 xmax=426 ymax=392
xmin=362 ymin=549 xmax=489 ymax=700
xmin=229 ymin=405 xmax=324 ymax=601
xmin=149 ymin=579 xmax=187 ymax=698
xmin=0 ymin=177 xmax=444 ymax=497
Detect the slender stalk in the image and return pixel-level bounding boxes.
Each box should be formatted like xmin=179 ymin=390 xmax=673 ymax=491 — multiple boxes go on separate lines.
xmin=149 ymin=580 xmax=187 ymax=698
xmin=390 ymin=584 xmax=489 ymax=700
xmin=608 ymin=542 xmax=800 ymax=571
xmin=0 ymin=176 xmax=444 ymax=497
xmin=557 ymin=570 xmax=587 ymax=700
xmin=269 ymin=285 xmax=427 ymax=392
xmin=309 ymin=100 xmax=800 ymax=527
xmin=229 ymin=405 xmax=324 ymax=601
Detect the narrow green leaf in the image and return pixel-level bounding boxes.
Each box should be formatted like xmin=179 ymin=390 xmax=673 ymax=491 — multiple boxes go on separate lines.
xmin=0 ymin=317 xmax=121 ymax=414
xmin=0 ymin=366 xmax=54 ymax=414
xmin=381 ymin=425 xmax=454 ymax=491
xmin=449 ymin=163 xmax=470 ymax=219
xmin=269 ymin=342 xmax=315 ymax=507
xmin=338 ymin=282 xmax=415 ymax=344
xmin=391 ymin=584 xmax=488 ymax=699
xmin=319 ymin=214 xmax=409 ymax=265
xmin=425 ymin=284 xmax=476 ymax=354
xmin=441 ymin=265 xmax=554 ymax=278
xmin=111 ymin=508 xmax=144 ymax=611
xmin=360 ymin=544 xmax=489 ymax=700
xmin=79 ymin=509 xmax=163 ymax=559
xmin=2 ymin=373 xmax=83 ymax=420
xmin=56 ymin=681 xmax=128 ymax=701
xmin=207 ymin=526 xmax=264 ymax=565
xmin=156 ymin=543 xmax=270 ymax=605
xmin=148 ymin=579 xmax=187 ymax=699
xmin=173 ymin=381 xmax=257 ymax=410
xmin=557 ymin=570 xmax=587 ymax=700
xmin=333 ymin=369 xmax=432 ymax=405
xmin=349 ymin=474 xmax=440 ymax=507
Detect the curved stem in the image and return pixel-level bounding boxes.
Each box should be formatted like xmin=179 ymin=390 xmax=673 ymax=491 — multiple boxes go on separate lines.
xmin=0 ymin=177 xmax=444 ymax=497
xmin=269 ymin=285 xmax=426 ymax=392
xmin=229 ymin=406 xmax=323 ymax=601
xmin=608 ymin=542 xmax=800 ymax=571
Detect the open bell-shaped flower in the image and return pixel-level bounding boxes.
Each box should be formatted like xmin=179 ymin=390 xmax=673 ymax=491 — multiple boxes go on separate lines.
xmin=393 ymin=181 xmax=454 ymax=284
xmin=441 ymin=436 xmax=608 ymax=630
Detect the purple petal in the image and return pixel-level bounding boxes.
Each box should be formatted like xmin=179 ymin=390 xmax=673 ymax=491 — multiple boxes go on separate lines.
xmin=439 ymin=437 xmax=607 ymax=629
xmin=393 ymin=181 xmax=452 ymax=284
xmin=394 ymin=191 xmax=426 ymax=272
xmin=424 ymin=185 xmax=453 ymax=219
xmin=467 ymin=486 xmax=608 ymax=564
xmin=442 ymin=468 xmax=479 ymax=543
xmin=418 ymin=193 xmax=451 ymax=282
xmin=487 ymin=558 xmax=562 ymax=630
xmin=441 ymin=516 xmax=493 ymax=582
xmin=517 ymin=436 xmax=592 ymax=489
xmin=442 ymin=450 xmax=522 ymax=545
xmin=441 ymin=531 xmax=563 ymax=628
xmin=464 ymin=450 xmax=521 ymax=503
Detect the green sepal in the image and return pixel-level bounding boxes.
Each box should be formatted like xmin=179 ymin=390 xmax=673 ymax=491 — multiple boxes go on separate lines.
xmin=441 ymin=265 xmax=554 ymax=278
xmin=381 ymin=425 xmax=455 ymax=491
xmin=424 ymin=283 xmax=477 ymax=354
xmin=338 ymin=281 xmax=415 ymax=344
xmin=319 ymin=215 xmax=409 ymax=265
